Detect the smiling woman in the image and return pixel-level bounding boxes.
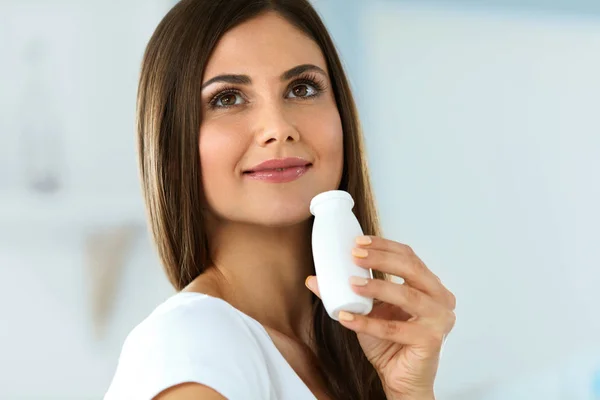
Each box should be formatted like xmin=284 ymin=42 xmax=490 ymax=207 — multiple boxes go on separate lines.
xmin=197 ymin=14 xmax=345 ymax=228
xmin=103 ymin=0 xmax=454 ymax=399
xmin=202 ymin=63 xmax=327 ymax=186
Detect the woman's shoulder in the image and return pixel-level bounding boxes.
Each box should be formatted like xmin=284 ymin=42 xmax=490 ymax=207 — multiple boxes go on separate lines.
xmin=105 ymin=293 xmax=271 ymax=400
xmin=119 ymin=292 xmax=269 ymax=362
xmin=128 ymin=292 xmax=258 ymax=343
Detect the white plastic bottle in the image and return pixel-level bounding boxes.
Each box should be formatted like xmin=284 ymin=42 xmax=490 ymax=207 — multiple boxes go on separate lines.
xmin=310 ymin=190 xmax=373 ymax=320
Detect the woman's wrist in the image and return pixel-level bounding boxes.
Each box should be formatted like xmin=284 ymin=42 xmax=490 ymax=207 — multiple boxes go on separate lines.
xmin=380 ymin=375 xmax=435 ymax=400
xmin=386 ymin=395 xmax=435 ymax=400
xmin=384 ymin=388 xmax=435 ymax=400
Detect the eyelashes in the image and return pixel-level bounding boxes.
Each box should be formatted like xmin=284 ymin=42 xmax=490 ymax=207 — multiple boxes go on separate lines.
xmin=207 ymin=73 xmax=327 ymax=110
xmin=291 ymin=72 xmax=326 ymax=95
xmin=207 ymin=87 xmax=243 ymax=109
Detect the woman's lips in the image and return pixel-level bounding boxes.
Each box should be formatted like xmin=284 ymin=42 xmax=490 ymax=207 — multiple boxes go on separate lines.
xmin=243 ymin=165 xmax=311 ymax=183
xmin=243 ymin=156 xmax=312 ymax=183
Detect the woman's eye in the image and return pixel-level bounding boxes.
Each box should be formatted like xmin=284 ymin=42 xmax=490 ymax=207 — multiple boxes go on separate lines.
xmin=287 ymin=83 xmax=318 ymax=99
xmin=213 ymin=92 xmax=244 ymax=108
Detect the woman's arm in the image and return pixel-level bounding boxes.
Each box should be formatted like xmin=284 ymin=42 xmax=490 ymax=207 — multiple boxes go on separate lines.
xmin=155 ymin=383 xmax=227 ymax=400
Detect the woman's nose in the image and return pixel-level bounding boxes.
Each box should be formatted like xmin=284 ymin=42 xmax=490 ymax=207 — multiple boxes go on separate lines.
xmin=254 ymin=104 xmax=300 ymax=146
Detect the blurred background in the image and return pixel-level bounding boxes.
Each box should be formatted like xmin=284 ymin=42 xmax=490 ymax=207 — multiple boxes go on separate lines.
xmin=1 ymin=0 xmax=599 ymax=398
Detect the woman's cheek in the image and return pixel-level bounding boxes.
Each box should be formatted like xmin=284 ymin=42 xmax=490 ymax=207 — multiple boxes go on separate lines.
xmin=304 ymin=106 xmax=343 ymax=159
xmin=198 ymin=121 xmax=247 ymax=202
xmin=200 ymin=116 xmax=247 ymax=164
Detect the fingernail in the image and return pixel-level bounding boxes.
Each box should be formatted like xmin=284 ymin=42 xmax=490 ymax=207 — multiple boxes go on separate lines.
xmin=305 ymin=276 xmax=315 ymax=291
xmin=338 ymin=311 xmax=355 ymax=322
xmin=355 ymin=236 xmax=372 ymax=245
xmin=349 ymin=276 xmax=369 ymax=286
xmin=352 ymin=247 xmax=369 ymax=258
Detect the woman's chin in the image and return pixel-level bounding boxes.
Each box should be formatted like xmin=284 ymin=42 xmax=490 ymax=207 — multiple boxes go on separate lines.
xmin=225 ymin=201 xmax=313 ymax=228
xmin=258 ymin=213 xmax=312 ymax=228
xmin=252 ymin=205 xmax=313 ymax=227
xmin=210 ymin=187 xmax=332 ymax=227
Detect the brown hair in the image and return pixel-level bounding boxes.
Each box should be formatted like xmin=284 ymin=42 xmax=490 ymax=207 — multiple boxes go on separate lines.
xmin=137 ymin=0 xmax=387 ymax=398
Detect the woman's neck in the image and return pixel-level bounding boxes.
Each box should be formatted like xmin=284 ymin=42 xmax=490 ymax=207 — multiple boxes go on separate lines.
xmin=192 ymin=219 xmax=316 ymax=344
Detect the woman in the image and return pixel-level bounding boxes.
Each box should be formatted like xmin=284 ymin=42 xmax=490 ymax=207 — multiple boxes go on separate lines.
xmin=105 ymin=0 xmax=456 ymax=399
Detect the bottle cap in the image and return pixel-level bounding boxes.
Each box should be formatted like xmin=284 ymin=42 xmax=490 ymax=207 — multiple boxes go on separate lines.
xmin=309 ymin=190 xmax=354 ymax=216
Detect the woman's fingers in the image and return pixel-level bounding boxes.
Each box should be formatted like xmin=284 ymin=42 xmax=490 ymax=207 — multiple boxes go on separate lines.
xmin=353 ymin=236 xmax=456 ymax=311
xmin=305 ymin=275 xmax=320 ymax=298
xmin=336 ymin=311 xmax=442 ymax=349
xmin=349 ymin=277 xmax=442 ymax=319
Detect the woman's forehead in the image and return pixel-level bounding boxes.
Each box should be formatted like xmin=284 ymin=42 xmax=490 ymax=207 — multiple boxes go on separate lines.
xmin=203 ymin=12 xmax=327 ymax=81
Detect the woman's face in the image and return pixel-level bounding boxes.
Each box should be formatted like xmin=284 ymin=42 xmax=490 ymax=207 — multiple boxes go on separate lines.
xmin=199 ymin=12 xmax=344 ymax=227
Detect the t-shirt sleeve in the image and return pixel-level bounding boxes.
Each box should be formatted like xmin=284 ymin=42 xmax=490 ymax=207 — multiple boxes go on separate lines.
xmin=104 ymin=298 xmax=271 ymax=400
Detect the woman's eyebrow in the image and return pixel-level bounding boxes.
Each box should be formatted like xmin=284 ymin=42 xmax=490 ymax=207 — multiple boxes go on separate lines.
xmin=281 ymin=64 xmax=327 ymax=81
xmin=201 ymin=74 xmax=251 ymax=90
xmin=201 ymin=64 xmax=327 ymax=91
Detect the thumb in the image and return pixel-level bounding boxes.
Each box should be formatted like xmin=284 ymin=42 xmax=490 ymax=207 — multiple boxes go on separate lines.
xmin=304 ymin=275 xmax=321 ymax=298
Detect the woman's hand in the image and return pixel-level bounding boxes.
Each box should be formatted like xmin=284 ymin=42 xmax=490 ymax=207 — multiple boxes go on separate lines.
xmin=305 ymin=236 xmax=456 ymax=400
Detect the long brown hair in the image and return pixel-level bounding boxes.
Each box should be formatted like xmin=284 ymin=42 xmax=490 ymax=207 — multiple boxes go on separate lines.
xmin=137 ymin=0 xmax=387 ymax=398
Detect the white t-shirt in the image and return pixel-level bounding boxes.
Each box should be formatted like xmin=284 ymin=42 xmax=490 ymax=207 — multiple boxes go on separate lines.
xmin=104 ymin=292 xmax=317 ymax=400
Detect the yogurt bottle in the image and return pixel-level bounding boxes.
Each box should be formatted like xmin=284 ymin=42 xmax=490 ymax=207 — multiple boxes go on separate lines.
xmin=309 ymin=190 xmax=373 ymax=320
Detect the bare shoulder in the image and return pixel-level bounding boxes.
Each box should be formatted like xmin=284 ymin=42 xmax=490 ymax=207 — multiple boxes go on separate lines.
xmin=154 ymin=383 xmax=227 ymax=400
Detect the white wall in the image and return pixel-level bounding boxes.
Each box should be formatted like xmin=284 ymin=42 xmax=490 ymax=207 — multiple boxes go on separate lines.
xmin=360 ymin=3 xmax=600 ymax=398
xmin=0 ymin=1 xmax=175 ymax=399
xmin=0 ymin=229 xmax=173 ymax=399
